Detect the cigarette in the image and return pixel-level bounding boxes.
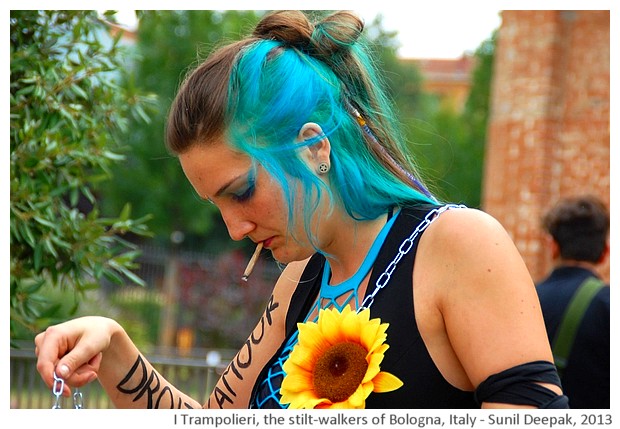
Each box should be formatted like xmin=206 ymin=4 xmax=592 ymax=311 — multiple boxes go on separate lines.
xmin=242 ymin=242 xmax=263 ymax=281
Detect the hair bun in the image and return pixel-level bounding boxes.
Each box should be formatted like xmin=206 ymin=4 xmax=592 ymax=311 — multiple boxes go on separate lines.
xmin=312 ymin=11 xmax=363 ymax=58
xmin=252 ymin=10 xmax=364 ymax=58
xmin=252 ymin=10 xmax=313 ymax=50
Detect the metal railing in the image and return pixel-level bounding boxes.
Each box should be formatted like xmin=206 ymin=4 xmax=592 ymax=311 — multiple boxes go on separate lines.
xmin=10 ymin=346 xmax=231 ymax=409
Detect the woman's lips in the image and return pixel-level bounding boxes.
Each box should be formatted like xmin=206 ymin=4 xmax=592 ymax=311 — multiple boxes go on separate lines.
xmin=262 ymin=237 xmax=275 ymax=248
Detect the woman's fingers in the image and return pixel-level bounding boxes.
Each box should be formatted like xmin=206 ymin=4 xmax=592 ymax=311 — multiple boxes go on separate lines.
xmin=64 ymin=352 xmax=103 ymax=387
xmin=35 ymin=328 xmax=68 ymax=390
xmin=35 ymin=317 xmax=111 ymax=396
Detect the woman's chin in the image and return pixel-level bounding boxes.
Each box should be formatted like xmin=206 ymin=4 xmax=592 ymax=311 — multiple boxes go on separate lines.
xmin=270 ymin=247 xmax=313 ymax=265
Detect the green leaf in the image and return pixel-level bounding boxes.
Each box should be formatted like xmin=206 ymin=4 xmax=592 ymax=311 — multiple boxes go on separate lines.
xmin=43 ymin=237 xmax=58 ymax=258
xmin=38 ymin=303 xmax=63 ymax=318
xmin=102 ymin=150 xmax=125 ymax=161
xmin=70 ymin=84 xmax=88 ymax=99
xmin=33 ymin=244 xmax=43 ymax=271
xmin=119 ymin=268 xmax=146 ymax=287
xmin=119 ymin=203 xmax=131 ymax=222
xmin=33 ymin=215 xmax=57 ymax=229
xmin=103 ymin=269 xmax=124 ymax=285
xmin=16 ymin=85 xmax=35 ymax=96
xmin=19 ymin=223 xmax=36 ymax=247
xmin=22 ymin=279 xmax=46 ymax=294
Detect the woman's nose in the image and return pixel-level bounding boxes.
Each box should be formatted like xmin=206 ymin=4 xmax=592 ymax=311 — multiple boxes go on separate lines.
xmin=221 ymin=209 xmax=255 ymax=241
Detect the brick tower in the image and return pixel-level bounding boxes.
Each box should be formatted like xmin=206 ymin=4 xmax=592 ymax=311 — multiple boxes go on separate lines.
xmin=483 ymin=10 xmax=610 ymax=282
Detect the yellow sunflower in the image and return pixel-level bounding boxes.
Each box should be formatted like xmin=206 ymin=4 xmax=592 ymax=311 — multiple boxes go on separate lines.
xmin=280 ymin=305 xmax=403 ymax=409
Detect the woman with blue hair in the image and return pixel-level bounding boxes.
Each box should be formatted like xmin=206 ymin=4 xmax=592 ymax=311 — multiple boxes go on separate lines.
xmin=35 ymin=10 xmax=568 ymax=409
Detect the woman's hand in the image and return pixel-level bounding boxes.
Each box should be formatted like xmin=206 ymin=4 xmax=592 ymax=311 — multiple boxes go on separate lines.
xmin=34 ymin=316 xmax=122 ymax=396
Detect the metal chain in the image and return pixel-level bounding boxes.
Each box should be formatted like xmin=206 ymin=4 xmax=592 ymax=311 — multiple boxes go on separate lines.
xmin=51 ymin=372 xmax=64 ymax=409
xmin=73 ymin=388 xmax=84 ymax=409
xmin=51 ymin=371 xmax=85 ymax=409
xmin=358 ymin=204 xmax=466 ymax=311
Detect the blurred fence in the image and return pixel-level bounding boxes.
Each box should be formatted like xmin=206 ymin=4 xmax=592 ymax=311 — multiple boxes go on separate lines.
xmin=10 ymin=343 xmax=233 ymax=409
xmin=106 ymin=244 xmax=281 ymax=350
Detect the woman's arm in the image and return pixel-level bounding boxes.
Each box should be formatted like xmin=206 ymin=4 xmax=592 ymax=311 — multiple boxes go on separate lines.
xmin=35 ymin=316 xmax=202 ymax=408
xmin=203 ymin=258 xmax=310 ymax=408
xmin=416 ymin=208 xmax=561 ymax=408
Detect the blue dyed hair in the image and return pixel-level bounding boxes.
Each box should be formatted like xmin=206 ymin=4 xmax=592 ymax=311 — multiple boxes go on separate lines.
xmin=167 ymin=11 xmax=436 ymax=246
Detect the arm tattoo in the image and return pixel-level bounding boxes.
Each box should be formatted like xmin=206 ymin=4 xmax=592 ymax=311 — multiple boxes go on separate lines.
xmin=208 ymin=294 xmax=280 ymax=408
xmin=116 ymin=355 xmax=195 ymax=409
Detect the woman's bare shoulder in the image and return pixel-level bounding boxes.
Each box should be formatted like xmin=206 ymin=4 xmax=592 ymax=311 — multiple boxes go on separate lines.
xmin=426 ymin=206 xmax=510 ymax=242
xmin=271 ymin=257 xmax=313 ymax=301
xmin=420 ymin=207 xmax=521 ymax=269
xmin=416 ymin=209 xmax=533 ymax=302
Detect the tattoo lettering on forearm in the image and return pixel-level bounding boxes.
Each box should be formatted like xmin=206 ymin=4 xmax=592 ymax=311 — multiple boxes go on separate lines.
xmin=117 ymin=355 xmax=194 ymax=409
xmin=208 ymin=295 xmax=279 ymax=408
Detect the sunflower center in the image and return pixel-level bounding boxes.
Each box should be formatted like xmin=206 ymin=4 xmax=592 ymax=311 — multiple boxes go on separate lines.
xmin=312 ymin=342 xmax=369 ymax=403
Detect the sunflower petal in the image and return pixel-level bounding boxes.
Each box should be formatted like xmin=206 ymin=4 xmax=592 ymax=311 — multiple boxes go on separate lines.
xmin=346 ymin=383 xmax=371 ymax=408
xmin=356 ymin=307 xmax=371 ymax=323
xmin=372 ymin=371 xmax=404 ymax=393
xmin=360 ymin=318 xmax=381 ymax=350
xmin=306 ymin=397 xmax=330 ymax=408
xmin=319 ymin=308 xmax=344 ymax=343
xmin=287 ymin=345 xmax=319 ymax=371
xmin=328 ymin=400 xmax=355 ymax=409
xmin=281 ymin=389 xmax=327 ymax=409
xmin=363 ymin=354 xmax=382 ymax=383
xmin=281 ymin=372 xmax=314 ymax=393
xmin=297 ymin=323 xmax=330 ymax=354
xmin=341 ymin=308 xmax=362 ymax=342
xmin=368 ymin=347 xmax=385 ymax=362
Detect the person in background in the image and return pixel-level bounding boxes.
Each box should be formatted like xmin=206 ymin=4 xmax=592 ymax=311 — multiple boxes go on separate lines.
xmin=34 ymin=10 xmax=568 ymax=409
xmin=536 ymin=195 xmax=610 ymax=408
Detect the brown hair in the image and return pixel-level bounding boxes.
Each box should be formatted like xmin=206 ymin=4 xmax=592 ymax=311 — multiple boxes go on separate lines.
xmin=166 ymin=38 xmax=256 ymax=154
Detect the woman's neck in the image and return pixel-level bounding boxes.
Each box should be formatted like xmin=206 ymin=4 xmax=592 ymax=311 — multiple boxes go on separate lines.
xmin=322 ymin=212 xmax=391 ymax=285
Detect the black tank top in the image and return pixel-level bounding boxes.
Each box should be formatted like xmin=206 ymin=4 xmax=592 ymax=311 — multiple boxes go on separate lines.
xmin=250 ymin=204 xmax=478 ymax=408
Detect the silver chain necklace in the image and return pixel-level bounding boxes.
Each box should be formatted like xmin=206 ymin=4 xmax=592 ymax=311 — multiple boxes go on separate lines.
xmin=358 ymin=204 xmax=466 ymax=311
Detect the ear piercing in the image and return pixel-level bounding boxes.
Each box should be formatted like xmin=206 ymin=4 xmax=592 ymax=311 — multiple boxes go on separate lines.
xmin=317 ymin=162 xmax=330 ymax=174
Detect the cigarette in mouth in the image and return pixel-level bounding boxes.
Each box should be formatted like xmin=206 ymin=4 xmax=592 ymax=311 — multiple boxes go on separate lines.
xmin=242 ymin=242 xmax=263 ymax=281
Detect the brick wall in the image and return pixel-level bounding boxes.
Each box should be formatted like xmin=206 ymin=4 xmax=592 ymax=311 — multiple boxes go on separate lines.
xmin=483 ymin=10 xmax=610 ymax=282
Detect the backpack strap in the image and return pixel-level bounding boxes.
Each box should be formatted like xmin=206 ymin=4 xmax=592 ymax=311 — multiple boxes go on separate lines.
xmin=552 ymin=276 xmax=605 ymax=377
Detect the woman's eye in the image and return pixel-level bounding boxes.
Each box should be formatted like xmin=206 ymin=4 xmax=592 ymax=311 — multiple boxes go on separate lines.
xmin=232 ymin=179 xmax=255 ymax=202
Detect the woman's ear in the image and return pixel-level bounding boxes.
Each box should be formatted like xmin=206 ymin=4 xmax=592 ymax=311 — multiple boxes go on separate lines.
xmin=298 ymin=122 xmax=331 ymax=171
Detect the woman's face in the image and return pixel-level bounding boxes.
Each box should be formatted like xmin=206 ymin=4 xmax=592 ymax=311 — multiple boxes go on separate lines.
xmin=179 ymin=140 xmax=324 ymax=264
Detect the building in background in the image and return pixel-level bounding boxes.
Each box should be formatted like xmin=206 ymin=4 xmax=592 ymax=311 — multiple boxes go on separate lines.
xmin=483 ymin=10 xmax=610 ymax=282
xmin=407 ymin=55 xmax=475 ymax=112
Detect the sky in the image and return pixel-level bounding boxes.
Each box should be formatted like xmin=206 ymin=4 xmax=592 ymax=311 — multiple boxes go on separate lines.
xmin=111 ymin=7 xmax=502 ymax=59
xmin=355 ymin=7 xmax=502 ymax=58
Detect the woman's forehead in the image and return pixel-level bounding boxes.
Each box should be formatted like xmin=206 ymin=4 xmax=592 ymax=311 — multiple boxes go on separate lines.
xmin=179 ymin=143 xmax=251 ymax=194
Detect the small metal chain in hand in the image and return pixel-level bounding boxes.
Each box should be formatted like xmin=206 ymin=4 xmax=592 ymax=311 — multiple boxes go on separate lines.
xmin=52 ymin=371 xmax=84 ymax=409
xmin=359 ymin=204 xmax=466 ymax=311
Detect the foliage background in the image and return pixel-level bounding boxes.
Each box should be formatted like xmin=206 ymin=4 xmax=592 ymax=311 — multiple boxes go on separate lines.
xmin=10 ymin=11 xmax=154 ymax=341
